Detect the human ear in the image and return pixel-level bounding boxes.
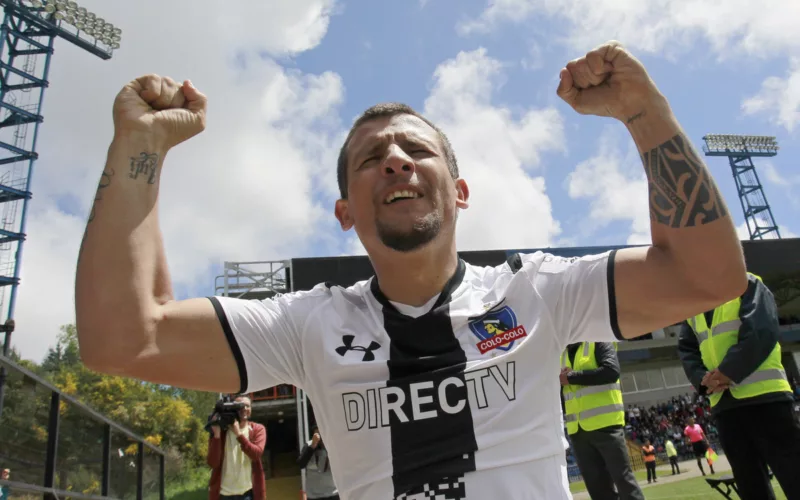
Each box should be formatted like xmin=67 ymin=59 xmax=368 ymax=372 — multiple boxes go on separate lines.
xmin=455 ymin=179 xmax=469 ymax=209
xmin=334 ymin=199 xmax=354 ymax=230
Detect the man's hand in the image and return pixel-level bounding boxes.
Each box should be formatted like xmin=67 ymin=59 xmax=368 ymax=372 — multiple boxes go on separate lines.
xmin=112 ymin=74 xmax=207 ymax=150
xmin=556 ymin=40 xmax=666 ymax=123
xmin=230 ymin=420 xmax=242 ymax=437
xmin=559 ymin=367 xmax=571 ymax=386
xmin=702 ymin=369 xmax=732 ymax=394
xmin=212 ymin=425 xmax=221 ymax=439
xmin=311 ymin=432 xmax=321 ymax=448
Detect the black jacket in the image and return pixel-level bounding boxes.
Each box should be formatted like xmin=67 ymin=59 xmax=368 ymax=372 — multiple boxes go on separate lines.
xmin=566 ymin=342 xmax=621 ymax=386
xmin=677 ymin=274 xmax=791 ymax=415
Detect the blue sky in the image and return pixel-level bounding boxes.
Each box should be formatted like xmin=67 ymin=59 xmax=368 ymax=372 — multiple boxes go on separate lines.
xmin=6 ymin=0 xmax=799 ymax=361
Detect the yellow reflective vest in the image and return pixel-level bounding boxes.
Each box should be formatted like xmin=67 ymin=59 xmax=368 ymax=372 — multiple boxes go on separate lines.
xmin=686 ymin=273 xmax=791 ymax=408
xmin=561 ymin=342 xmax=625 ymax=435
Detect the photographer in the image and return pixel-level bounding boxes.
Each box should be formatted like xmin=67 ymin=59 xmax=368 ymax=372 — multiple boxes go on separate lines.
xmin=206 ymin=396 xmax=267 ymax=500
xmin=297 ymin=426 xmax=338 ymax=500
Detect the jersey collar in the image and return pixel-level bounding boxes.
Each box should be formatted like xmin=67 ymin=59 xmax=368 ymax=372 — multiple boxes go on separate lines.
xmin=369 ymin=258 xmax=467 ymax=315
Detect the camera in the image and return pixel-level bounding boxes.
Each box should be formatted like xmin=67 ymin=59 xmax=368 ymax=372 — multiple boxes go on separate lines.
xmin=205 ymin=396 xmax=246 ymax=433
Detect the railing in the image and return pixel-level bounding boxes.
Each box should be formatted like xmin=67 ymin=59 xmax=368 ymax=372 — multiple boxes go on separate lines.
xmin=250 ymin=384 xmax=296 ymax=402
xmin=0 ymin=354 xmax=166 ymax=499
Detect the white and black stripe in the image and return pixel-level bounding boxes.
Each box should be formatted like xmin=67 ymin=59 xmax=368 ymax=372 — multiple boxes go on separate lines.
xmin=370 ymin=260 xmax=477 ymax=499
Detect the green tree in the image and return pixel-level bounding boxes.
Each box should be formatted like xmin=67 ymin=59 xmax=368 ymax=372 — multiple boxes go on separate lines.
xmin=2 ymin=323 xmax=215 ymax=496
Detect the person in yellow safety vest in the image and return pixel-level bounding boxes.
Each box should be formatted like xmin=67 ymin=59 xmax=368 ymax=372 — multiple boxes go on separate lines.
xmin=561 ymin=342 xmax=645 ymax=500
xmin=664 ymin=438 xmax=680 ymax=475
xmin=678 ymin=272 xmax=800 ymax=500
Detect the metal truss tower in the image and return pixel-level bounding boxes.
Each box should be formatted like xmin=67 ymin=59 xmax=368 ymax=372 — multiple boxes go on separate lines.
xmin=702 ymin=134 xmax=782 ymax=240
xmin=0 ymin=0 xmax=120 ymax=415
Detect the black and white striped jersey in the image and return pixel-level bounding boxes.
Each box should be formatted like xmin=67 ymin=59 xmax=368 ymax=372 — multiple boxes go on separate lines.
xmin=211 ymin=250 xmax=622 ymax=500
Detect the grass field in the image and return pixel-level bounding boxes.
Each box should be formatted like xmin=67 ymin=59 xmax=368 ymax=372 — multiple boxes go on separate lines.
xmin=570 ymin=469 xmax=787 ymax=499
xmin=170 ymin=469 xmax=787 ymax=499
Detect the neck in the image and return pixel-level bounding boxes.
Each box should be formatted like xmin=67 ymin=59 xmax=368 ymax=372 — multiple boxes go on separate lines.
xmin=370 ymin=240 xmax=459 ymax=307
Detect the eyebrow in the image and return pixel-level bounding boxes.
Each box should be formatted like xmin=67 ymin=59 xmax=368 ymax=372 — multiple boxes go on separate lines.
xmin=351 ymin=132 xmax=437 ymax=168
xmin=352 ymin=139 xmax=385 ymax=167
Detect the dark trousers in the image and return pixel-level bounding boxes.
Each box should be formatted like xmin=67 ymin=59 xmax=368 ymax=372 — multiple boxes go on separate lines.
xmin=645 ymin=461 xmax=656 ymax=482
xmin=309 ymin=496 xmax=340 ymax=500
xmin=570 ymin=427 xmax=645 ymax=500
xmin=716 ymin=401 xmax=800 ymax=500
xmin=220 ymin=490 xmax=253 ymax=500
xmin=668 ymin=456 xmax=680 ymax=474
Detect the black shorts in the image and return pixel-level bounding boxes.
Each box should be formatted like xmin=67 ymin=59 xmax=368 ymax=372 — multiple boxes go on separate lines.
xmin=692 ymin=440 xmax=708 ymax=458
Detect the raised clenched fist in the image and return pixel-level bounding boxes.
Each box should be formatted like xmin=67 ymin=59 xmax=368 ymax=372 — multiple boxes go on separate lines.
xmin=112 ymin=74 xmax=207 ymax=150
xmin=556 ymin=41 xmax=666 ymax=123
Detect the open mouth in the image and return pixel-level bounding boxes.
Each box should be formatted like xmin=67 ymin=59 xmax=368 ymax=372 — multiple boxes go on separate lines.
xmin=384 ymin=190 xmax=423 ymax=204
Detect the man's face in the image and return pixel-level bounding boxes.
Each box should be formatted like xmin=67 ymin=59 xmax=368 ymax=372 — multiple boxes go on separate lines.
xmin=335 ymin=114 xmax=468 ymax=253
xmin=235 ymin=397 xmax=251 ymax=420
xmin=1 ymin=469 xmax=8 ymax=480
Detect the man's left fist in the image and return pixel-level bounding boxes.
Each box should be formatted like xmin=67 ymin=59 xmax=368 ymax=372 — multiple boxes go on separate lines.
xmin=556 ymin=40 xmax=666 ymax=123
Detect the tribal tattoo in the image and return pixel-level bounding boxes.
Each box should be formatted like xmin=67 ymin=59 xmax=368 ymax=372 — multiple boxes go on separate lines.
xmin=642 ymin=134 xmax=727 ymax=228
xmin=129 ymin=152 xmax=159 ymax=184
xmin=88 ymin=167 xmax=115 ymax=222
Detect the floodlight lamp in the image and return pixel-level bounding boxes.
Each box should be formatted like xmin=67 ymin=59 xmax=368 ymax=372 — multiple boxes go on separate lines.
xmin=86 ymin=11 xmax=94 ymax=19
xmin=54 ymin=10 xmax=64 ymax=19
xmin=110 ymin=41 xmax=119 ymax=49
xmin=84 ymin=27 xmax=94 ymax=35
xmin=44 ymin=3 xmax=55 ymax=13
xmin=29 ymin=0 xmax=42 ymax=7
xmin=74 ymin=20 xmax=84 ymax=29
xmin=67 ymin=0 xmax=76 ymax=8
xmin=77 ymin=6 xmax=85 ymax=15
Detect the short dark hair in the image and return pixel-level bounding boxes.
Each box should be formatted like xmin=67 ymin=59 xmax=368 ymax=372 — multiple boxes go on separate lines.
xmin=336 ymin=103 xmax=459 ymax=199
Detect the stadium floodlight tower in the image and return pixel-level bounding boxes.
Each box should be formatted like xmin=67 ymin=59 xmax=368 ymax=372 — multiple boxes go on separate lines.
xmin=702 ymin=134 xmax=781 ymax=240
xmin=0 ymin=0 xmax=120 ymax=415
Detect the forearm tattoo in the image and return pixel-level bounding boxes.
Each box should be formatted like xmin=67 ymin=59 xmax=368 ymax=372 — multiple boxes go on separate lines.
xmin=129 ymin=152 xmax=159 ymax=184
xmin=86 ymin=152 xmax=159 ymax=223
xmin=642 ymin=134 xmax=727 ymax=227
xmin=88 ymin=167 xmax=115 ymax=222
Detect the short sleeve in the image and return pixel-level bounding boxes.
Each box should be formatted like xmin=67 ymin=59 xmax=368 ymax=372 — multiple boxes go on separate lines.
xmin=526 ymin=250 xmax=622 ymax=348
xmin=209 ymin=293 xmax=310 ymax=394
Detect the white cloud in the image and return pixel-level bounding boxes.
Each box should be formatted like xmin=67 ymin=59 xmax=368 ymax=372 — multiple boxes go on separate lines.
xmin=742 ymin=59 xmax=800 ymax=133
xmin=565 ymin=128 xmax=650 ymax=245
xmin=459 ymin=0 xmax=800 ymax=58
xmin=5 ymin=0 xmax=341 ymax=361
xmin=460 ymin=0 xmax=800 ymax=137
xmin=422 ymin=48 xmax=566 ymax=250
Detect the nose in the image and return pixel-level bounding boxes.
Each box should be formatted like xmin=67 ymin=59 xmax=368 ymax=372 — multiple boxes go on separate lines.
xmin=381 ymin=144 xmax=415 ymax=178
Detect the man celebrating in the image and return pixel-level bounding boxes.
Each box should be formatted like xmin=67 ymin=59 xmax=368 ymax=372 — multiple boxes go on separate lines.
xmin=206 ymin=396 xmax=267 ymax=500
xmin=561 ymin=342 xmax=644 ymax=499
xmin=75 ymin=40 xmax=747 ymax=499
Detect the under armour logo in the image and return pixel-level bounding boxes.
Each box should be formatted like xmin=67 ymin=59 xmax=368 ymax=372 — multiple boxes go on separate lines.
xmin=335 ymin=335 xmax=381 ymax=362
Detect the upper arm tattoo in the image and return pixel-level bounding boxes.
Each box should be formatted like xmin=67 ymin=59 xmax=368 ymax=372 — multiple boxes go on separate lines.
xmin=642 ymin=134 xmax=727 ymax=228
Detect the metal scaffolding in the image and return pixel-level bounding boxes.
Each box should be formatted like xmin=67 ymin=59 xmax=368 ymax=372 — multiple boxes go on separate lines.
xmin=0 ymin=0 xmax=120 ymax=418
xmin=703 ymin=134 xmax=782 ymax=240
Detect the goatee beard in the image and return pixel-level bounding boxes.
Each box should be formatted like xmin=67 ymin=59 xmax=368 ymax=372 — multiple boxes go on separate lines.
xmin=376 ymin=213 xmax=442 ymax=252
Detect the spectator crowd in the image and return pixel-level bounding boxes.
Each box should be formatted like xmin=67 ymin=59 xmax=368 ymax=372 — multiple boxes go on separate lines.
xmin=623 ymin=393 xmax=718 ymax=460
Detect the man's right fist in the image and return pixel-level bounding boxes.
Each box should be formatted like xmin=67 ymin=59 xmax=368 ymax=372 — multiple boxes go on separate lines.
xmin=112 ymin=74 xmax=207 ymax=150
